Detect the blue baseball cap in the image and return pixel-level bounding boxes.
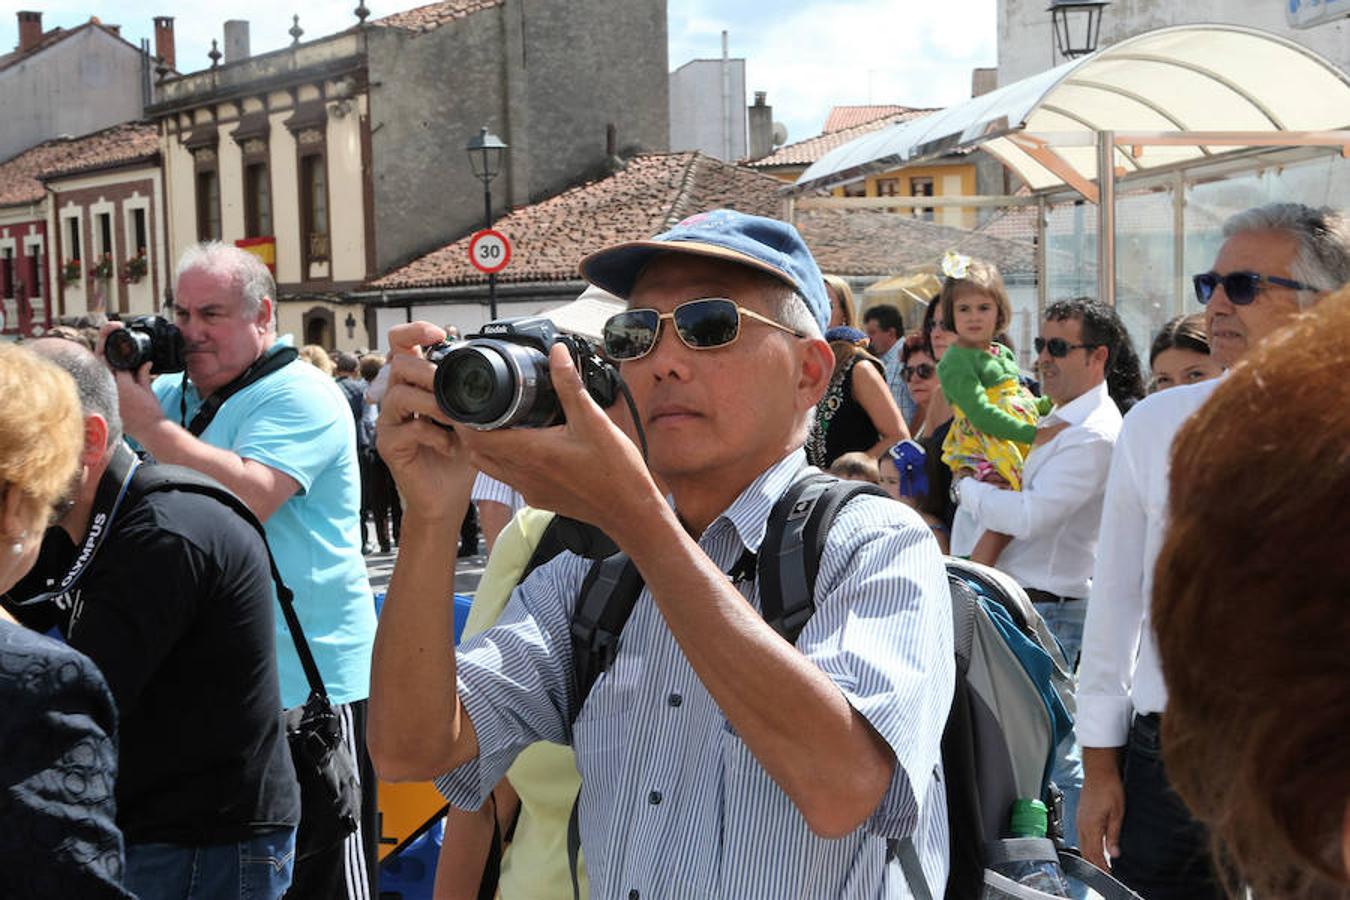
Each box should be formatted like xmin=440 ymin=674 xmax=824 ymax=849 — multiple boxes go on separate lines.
xmin=579 ymin=209 xmax=829 ymax=333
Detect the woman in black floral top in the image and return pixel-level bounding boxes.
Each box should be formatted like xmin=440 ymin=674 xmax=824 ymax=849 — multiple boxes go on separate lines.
xmin=806 ymin=326 xmax=909 ymax=468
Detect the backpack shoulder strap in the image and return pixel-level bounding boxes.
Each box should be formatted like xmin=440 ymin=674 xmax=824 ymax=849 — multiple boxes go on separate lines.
xmin=128 ymin=464 xmax=329 ymax=702
xmin=568 ymin=552 xmax=644 ymax=725
xmin=758 ymin=472 xmax=888 ymax=644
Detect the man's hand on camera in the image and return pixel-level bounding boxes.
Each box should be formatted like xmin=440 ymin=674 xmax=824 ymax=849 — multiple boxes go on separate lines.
xmin=97 ymin=322 xmax=167 ymax=440
xmin=377 ymin=322 xmax=475 ymax=521
xmin=456 ymin=343 xmax=656 ymax=535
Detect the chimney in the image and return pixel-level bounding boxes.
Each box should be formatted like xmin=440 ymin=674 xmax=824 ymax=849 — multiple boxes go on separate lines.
xmin=971 ymin=67 xmax=998 ymax=98
xmin=17 ymin=11 xmax=43 ymax=53
xmin=747 ymin=91 xmax=774 ymax=162
xmin=223 ymin=20 xmax=249 ymax=63
xmin=153 ymin=16 xmax=175 ymax=71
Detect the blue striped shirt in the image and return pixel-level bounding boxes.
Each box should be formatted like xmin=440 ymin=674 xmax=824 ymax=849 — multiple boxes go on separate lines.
xmin=438 ymin=450 xmax=953 ymax=898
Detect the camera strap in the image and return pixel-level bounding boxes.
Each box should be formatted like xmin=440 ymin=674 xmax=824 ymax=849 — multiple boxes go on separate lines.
xmin=180 ymin=344 xmax=299 ymax=436
xmin=4 ymin=443 xmax=140 ymax=609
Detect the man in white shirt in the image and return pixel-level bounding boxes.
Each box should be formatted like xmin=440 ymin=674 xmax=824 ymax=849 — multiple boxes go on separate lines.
xmin=1075 ymin=203 xmax=1350 ymax=900
xmin=956 ymin=298 xmax=1128 ymax=847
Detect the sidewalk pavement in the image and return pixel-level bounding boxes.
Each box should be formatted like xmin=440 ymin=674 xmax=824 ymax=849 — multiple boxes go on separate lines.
xmin=366 ymin=546 xmax=488 ymax=600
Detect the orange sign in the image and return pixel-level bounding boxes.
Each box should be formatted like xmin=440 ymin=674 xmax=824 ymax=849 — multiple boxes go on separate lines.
xmin=235 ymin=236 xmax=276 ymax=274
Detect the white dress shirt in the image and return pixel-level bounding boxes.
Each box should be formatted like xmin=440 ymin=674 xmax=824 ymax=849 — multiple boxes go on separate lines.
xmin=958 ymin=381 xmax=1121 ymax=599
xmin=472 ymin=471 xmax=525 ymax=514
xmin=1075 ymin=377 xmax=1223 ymax=748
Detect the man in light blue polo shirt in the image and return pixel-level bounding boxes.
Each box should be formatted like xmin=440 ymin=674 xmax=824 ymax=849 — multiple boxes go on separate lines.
xmin=109 ymin=241 xmax=378 ymax=900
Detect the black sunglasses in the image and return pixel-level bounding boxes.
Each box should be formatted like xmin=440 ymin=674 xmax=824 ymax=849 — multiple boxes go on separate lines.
xmin=602 ymin=297 xmax=805 ymax=361
xmin=901 ymin=363 xmax=935 ymax=381
xmin=1192 ymin=271 xmax=1316 ymax=306
xmin=1034 ymin=337 xmax=1101 ymax=358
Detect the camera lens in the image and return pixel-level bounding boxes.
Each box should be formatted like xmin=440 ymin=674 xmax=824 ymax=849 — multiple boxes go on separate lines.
xmin=443 ymin=352 xmax=498 ymax=415
xmin=104 ymin=329 xmax=150 ymax=371
xmin=433 ymin=340 xmax=557 ymax=430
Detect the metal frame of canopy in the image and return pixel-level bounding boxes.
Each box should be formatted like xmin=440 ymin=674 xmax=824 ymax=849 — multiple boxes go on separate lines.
xmin=787 ymin=25 xmax=1350 ymax=314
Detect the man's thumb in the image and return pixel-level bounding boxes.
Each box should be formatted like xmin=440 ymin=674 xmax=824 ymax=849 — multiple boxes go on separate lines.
xmin=549 ymin=342 xmax=593 ymax=419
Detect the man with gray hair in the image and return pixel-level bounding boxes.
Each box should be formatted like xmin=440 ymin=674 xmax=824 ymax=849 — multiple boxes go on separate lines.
xmin=105 ymin=241 xmax=378 ymax=899
xmin=6 ymin=338 xmax=300 ymax=900
xmin=1075 ymin=202 xmax=1350 ymax=898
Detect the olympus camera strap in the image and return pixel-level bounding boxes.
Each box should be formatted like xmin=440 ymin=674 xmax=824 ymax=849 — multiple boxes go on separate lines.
xmin=3 ymin=442 xmax=140 ymax=608
xmin=179 ymin=343 xmax=299 ymax=436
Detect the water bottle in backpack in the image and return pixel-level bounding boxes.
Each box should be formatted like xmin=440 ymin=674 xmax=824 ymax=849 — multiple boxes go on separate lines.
xmin=988 ymin=799 xmax=1071 ymax=897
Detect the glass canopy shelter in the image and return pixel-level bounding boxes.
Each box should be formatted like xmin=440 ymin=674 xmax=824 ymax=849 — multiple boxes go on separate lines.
xmin=789 ymin=24 xmax=1350 ymax=356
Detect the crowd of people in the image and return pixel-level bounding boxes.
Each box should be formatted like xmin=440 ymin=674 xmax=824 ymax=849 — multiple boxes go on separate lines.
xmin=0 ymin=201 xmax=1346 ymax=900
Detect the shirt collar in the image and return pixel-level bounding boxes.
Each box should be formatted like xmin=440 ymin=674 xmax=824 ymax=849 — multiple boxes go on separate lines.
xmin=701 ymin=448 xmax=809 ymax=554
xmin=1051 ymin=380 xmax=1110 ymax=426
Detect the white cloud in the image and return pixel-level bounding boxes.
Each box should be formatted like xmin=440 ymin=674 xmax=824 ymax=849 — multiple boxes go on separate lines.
xmin=668 ymin=0 xmax=997 ymax=143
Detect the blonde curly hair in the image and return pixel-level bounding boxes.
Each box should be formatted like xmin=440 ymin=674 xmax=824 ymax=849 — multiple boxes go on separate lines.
xmin=0 ymin=343 xmax=84 ymax=533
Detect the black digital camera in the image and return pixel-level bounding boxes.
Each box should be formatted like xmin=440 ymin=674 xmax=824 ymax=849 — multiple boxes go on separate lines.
xmin=428 ymin=317 xmax=621 ymax=430
xmin=104 ymin=315 xmax=187 ymax=374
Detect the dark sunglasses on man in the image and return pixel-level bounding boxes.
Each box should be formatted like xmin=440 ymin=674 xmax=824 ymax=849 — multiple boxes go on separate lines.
xmin=901 ymin=363 xmax=935 ymax=381
xmin=1033 ymin=336 xmax=1102 ymax=358
xmin=1192 ymin=271 xmax=1317 ymax=306
xmin=602 ymin=297 xmax=805 ymax=361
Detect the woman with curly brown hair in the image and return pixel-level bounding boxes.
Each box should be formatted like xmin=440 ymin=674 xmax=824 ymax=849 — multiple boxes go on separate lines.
xmin=1154 ymin=290 xmax=1350 ymax=900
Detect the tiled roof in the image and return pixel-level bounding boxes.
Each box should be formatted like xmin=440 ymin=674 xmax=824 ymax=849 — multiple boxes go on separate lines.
xmin=822 ymin=105 xmax=917 ymax=134
xmin=0 ymin=122 xmax=159 ymax=207
xmin=368 ymin=153 xmax=784 ymax=289
xmin=747 ymin=108 xmax=933 ymax=169
xmin=368 ymin=152 xmax=1041 ymax=290
xmin=798 ymin=208 xmax=1038 ymax=277
xmin=372 ymin=0 xmax=503 ymax=33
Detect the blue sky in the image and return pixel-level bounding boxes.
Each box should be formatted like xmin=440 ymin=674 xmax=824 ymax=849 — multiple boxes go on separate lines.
xmin=2 ymin=1 xmax=996 ymax=144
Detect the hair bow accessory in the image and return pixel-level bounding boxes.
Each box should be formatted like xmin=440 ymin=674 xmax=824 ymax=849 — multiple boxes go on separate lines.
xmin=941 ymin=250 xmax=972 ymax=280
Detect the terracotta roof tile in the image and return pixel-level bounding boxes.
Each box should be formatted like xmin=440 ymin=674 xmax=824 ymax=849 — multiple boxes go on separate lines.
xmin=0 ymin=122 xmax=159 ymax=207
xmin=797 ymin=208 xmax=1038 ymax=277
xmin=822 ymin=105 xmax=920 ymax=134
xmin=368 ymin=153 xmax=784 ymax=289
xmin=747 ymin=108 xmax=934 ymax=169
xmin=372 ymin=0 xmax=503 ymax=33
xmin=368 ymin=152 xmax=1041 ymax=290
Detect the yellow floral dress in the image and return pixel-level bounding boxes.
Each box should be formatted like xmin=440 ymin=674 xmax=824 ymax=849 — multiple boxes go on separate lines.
xmin=936 ymin=342 xmax=1041 ymax=490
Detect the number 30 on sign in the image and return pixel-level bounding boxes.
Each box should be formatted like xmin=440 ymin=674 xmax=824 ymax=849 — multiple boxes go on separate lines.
xmin=468 ymin=229 xmax=512 ymax=275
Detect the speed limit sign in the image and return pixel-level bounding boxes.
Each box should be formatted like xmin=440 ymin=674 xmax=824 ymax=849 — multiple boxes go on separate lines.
xmin=468 ymin=229 xmax=512 ymax=275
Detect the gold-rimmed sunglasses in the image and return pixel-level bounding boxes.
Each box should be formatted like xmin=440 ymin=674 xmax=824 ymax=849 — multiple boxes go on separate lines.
xmin=602 ymin=297 xmax=806 ymax=361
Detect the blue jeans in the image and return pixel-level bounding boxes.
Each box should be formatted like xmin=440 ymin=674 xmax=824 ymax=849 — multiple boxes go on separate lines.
xmin=125 ymin=828 xmax=296 ymax=900
xmin=1034 ymin=599 xmax=1086 ymax=849
xmin=1113 ymin=714 xmax=1223 ymax=900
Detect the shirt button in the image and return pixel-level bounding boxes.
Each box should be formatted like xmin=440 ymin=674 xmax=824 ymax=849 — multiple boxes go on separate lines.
xmin=628 ymin=891 xmax=640 ymax=900
xmin=648 ymin=790 xmax=663 ymax=805
xmin=667 ymin=692 xmax=682 ymax=707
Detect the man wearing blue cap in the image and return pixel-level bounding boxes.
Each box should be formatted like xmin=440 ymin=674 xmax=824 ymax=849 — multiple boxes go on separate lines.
xmin=369 ymin=210 xmax=954 ymax=898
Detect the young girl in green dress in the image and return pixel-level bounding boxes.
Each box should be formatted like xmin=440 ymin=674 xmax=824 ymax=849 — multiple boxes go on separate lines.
xmin=935 ymin=253 xmax=1049 ymax=564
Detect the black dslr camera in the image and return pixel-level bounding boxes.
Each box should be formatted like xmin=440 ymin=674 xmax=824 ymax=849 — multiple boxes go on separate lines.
xmin=104 ymin=315 xmax=187 ymax=374
xmin=428 ymin=316 xmax=621 ymax=430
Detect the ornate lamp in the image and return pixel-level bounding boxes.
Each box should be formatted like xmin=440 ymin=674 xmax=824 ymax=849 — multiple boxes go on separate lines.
xmin=1048 ymin=0 xmax=1110 ymax=59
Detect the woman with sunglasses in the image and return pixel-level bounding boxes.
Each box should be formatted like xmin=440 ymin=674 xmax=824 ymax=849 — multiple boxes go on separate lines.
xmin=1 ymin=344 xmax=133 ymax=897
xmin=804 ymin=325 xmax=910 ymax=469
xmin=1148 ymin=314 xmax=1223 ymax=394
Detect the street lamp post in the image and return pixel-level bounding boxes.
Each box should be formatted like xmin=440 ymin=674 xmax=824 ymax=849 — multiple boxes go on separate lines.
xmin=1047 ymin=0 xmax=1110 ymax=60
xmin=465 ymin=125 xmax=509 ymax=321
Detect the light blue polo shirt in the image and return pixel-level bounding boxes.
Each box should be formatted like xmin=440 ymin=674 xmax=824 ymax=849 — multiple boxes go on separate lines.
xmin=154 ymin=345 xmax=377 ymax=709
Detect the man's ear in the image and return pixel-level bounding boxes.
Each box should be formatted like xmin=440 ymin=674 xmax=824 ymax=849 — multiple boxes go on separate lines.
xmin=256 ymin=296 xmax=275 ymax=332
xmin=81 ymin=415 xmax=109 ymax=468
xmin=798 ymin=337 xmax=834 ymax=407
xmin=1090 ymin=343 xmax=1111 ymax=373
